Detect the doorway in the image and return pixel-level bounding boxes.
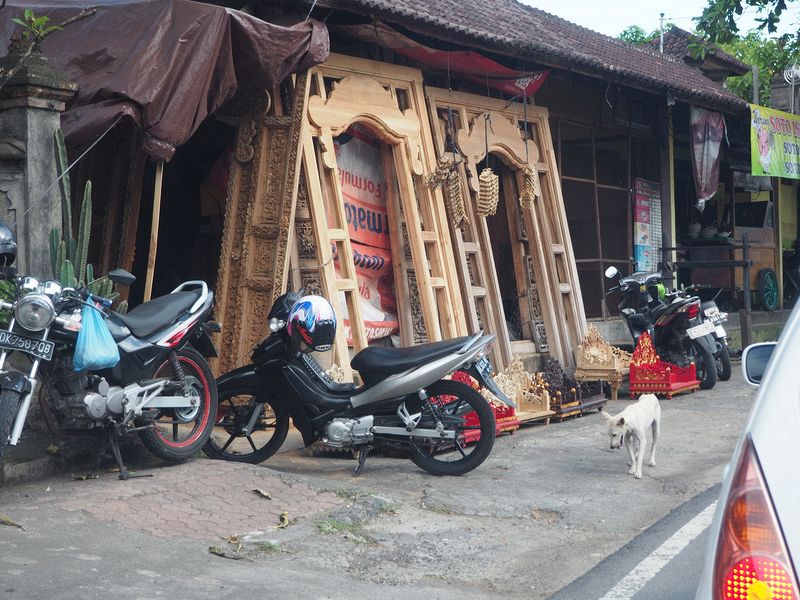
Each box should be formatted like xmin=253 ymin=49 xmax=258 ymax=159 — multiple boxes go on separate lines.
xmin=130 ymin=117 xmax=235 ymax=306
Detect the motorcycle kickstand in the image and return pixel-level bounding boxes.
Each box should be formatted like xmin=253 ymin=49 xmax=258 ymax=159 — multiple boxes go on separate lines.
xmin=353 ymin=446 xmax=370 ymax=477
xmin=106 ymin=423 xmax=152 ymax=481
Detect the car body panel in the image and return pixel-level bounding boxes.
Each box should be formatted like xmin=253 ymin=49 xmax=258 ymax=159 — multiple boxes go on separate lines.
xmin=695 ymin=306 xmax=800 ymax=598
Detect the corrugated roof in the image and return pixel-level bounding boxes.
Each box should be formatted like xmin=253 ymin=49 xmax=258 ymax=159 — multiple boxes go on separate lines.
xmin=318 ymin=0 xmax=747 ymax=112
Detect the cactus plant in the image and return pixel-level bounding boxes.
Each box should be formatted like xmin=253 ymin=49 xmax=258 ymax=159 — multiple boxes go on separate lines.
xmin=49 ymin=129 xmax=125 ymax=309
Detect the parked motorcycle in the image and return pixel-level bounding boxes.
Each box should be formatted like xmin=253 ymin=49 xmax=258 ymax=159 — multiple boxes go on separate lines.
xmin=604 ymin=266 xmax=718 ymax=390
xmin=0 ymin=226 xmax=219 ymax=478
xmin=783 ymin=238 xmax=800 ymax=308
xmin=683 ymin=285 xmax=731 ymax=381
xmin=203 ymin=292 xmax=502 ymax=476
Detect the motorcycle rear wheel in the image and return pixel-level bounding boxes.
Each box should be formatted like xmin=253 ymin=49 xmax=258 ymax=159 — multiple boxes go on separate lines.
xmin=0 ymin=388 xmax=21 ymax=460
xmin=202 ymin=383 xmax=289 ymax=464
xmin=137 ymin=346 xmax=218 ymax=462
xmin=715 ymin=343 xmax=732 ymax=381
xmin=407 ymin=379 xmax=496 ymax=476
xmin=691 ymin=341 xmax=717 ymax=390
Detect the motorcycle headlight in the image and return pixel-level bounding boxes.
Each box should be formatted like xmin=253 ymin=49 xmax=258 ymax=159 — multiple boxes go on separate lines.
xmin=14 ymin=293 xmax=55 ymax=331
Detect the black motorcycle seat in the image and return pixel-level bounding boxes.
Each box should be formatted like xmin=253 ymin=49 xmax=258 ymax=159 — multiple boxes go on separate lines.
xmin=650 ymin=303 xmax=669 ymax=321
xmin=351 ymin=336 xmax=470 ymax=377
xmin=116 ymin=291 xmax=201 ymax=338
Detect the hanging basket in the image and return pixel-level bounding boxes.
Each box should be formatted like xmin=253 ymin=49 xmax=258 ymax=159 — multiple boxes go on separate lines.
xmin=426 ymin=158 xmax=467 ymax=229
xmin=444 ymin=169 xmax=468 ymax=229
xmin=477 ymin=167 xmax=499 ymax=217
xmin=519 ymin=167 xmax=537 ymax=209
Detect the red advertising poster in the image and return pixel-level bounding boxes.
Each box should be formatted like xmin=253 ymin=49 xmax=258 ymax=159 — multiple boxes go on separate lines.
xmin=333 ymin=125 xmax=399 ymax=344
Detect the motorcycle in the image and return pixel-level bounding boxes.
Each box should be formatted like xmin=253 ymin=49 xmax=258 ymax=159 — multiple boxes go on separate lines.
xmin=683 ymin=285 xmax=731 ymax=381
xmin=604 ymin=266 xmax=718 ymax=390
xmin=0 ymin=230 xmax=219 ymax=479
xmin=203 ymin=292 xmax=504 ymax=476
xmin=783 ymin=238 xmax=800 ymax=308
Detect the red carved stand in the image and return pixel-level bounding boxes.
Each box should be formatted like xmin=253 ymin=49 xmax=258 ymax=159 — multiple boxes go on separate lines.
xmin=628 ymin=332 xmax=700 ymax=399
xmin=452 ymin=371 xmax=521 ymax=443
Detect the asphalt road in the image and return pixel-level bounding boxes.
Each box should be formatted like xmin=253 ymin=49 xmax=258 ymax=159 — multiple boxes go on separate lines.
xmin=549 ymin=484 xmax=721 ymax=599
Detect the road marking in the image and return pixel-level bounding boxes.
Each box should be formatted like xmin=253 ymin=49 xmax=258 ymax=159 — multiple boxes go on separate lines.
xmin=599 ymin=501 xmax=718 ymax=600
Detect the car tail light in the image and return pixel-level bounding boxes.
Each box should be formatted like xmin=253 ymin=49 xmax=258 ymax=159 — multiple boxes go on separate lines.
xmin=686 ymin=302 xmax=700 ymax=320
xmin=714 ymin=438 xmax=798 ymax=599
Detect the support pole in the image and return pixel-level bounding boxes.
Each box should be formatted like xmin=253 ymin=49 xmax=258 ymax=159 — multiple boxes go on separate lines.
xmin=143 ymin=160 xmax=164 ymax=302
xmin=740 ymin=230 xmax=753 ymax=350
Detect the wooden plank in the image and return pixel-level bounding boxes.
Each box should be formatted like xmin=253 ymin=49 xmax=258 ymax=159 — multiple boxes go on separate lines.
xmin=143 ymin=160 xmax=164 ymax=302
xmin=301 ymin=136 xmax=353 ymax=380
xmin=393 ymin=146 xmax=442 ymax=341
xmin=381 ymin=144 xmax=414 ymax=346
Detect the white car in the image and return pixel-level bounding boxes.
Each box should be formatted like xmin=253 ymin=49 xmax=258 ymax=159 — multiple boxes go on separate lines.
xmin=695 ymin=313 xmax=799 ymax=599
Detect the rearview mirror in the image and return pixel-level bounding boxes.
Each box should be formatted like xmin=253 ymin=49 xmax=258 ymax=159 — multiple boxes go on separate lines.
xmin=108 ymin=268 xmax=136 ymax=287
xmin=742 ymin=342 xmax=777 ymax=386
xmin=604 ymin=266 xmax=619 ymax=279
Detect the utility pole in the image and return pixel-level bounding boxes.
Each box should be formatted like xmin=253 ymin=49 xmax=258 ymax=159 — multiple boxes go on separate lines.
xmin=752 ymin=65 xmax=759 ymax=105
xmin=659 ymin=12 xmax=665 ymax=53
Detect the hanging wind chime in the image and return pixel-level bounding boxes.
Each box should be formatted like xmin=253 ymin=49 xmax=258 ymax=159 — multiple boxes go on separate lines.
xmin=477 ymin=113 xmax=499 ymax=217
xmin=519 ymin=92 xmax=537 ymax=210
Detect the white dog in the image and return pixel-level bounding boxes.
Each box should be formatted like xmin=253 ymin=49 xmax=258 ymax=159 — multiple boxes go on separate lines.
xmin=600 ymin=394 xmax=661 ymax=479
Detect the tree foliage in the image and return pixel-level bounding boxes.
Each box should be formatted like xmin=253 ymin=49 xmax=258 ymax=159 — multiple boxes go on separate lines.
xmin=619 ymin=25 xmax=659 ymax=45
xmin=719 ymin=33 xmax=800 ymax=103
xmin=696 ymin=0 xmax=796 ymax=45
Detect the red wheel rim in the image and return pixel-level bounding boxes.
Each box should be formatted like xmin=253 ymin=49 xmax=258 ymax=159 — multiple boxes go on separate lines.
xmin=152 ymin=356 xmax=211 ymax=448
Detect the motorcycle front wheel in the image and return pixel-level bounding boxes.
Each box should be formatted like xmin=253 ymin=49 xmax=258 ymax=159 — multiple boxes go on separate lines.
xmin=202 ymin=382 xmax=289 ymax=463
xmin=137 ymin=346 xmax=218 ymax=462
xmin=690 ymin=340 xmax=718 ymax=390
xmin=407 ymin=379 xmax=496 ymax=476
xmin=715 ymin=342 xmax=732 ymax=381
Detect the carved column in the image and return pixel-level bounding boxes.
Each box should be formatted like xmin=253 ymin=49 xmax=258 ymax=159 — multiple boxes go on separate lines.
xmin=214 ymin=74 xmax=310 ymax=374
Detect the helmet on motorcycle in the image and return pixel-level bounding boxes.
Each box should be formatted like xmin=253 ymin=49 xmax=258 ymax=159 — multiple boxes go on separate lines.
xmin=0 ymin=223 xmax=17 ymax=266
xmin=286 ymin=295 xmax=336 ymax=352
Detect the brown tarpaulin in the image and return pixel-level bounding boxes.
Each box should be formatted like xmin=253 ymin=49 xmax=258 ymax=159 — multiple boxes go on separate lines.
xmin=0 ymin=1 xmax=329 ymax=160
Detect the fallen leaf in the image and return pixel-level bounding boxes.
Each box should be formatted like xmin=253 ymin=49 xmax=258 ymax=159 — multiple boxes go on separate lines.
xmin=251 ymin=488 xmax=272 ymax=500
xmin=208 ymin=545 xmax=252 ymax=562
xmin=0 ymin=513 xmax=25 ymax=531
xmin=276 ymin=511 xmax=289 ymax=529
xmin=46 ymin=444 xmax=60 ymax=455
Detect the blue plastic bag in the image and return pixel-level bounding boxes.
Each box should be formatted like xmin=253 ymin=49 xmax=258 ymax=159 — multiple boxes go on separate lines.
xmin=73 ymin=296 xmax=120 ymax=371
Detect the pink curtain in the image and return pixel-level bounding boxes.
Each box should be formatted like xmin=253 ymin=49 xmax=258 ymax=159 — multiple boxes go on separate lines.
xmin=690 ymin=107 xmax=726 ymax=212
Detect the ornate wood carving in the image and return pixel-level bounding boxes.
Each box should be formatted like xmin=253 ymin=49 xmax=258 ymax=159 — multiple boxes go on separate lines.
xmin=574 ymin=325 xmax=631 ymax=401
xmin=457 ymin=111 xmax=539 ymax=193
xmin=214 ymin=74 xmax=310 ymax=374
xmin=426 ymin=88 xmax=587 ymax=370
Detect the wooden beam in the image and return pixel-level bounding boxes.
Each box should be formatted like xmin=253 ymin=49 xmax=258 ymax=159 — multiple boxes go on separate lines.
xmin=143 ymin=160 xmax=164 ymax=302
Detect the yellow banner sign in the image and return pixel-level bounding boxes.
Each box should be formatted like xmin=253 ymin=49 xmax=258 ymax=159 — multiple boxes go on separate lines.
xmin=751 ymin=104 xmax=800 ymax=179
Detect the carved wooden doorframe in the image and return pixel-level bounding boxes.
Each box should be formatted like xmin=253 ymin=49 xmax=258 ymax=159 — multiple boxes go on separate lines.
xmin=213 ymin=74 xmax=310 ymax=375
xmin=300 ymin=55 xmax=467 ymax=378
xmin=426 ymin=88 xmax=587 ymax=369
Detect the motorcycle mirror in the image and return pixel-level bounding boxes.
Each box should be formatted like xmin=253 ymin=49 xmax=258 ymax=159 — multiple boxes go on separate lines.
xmin=604 ymin=266 xmax=619 ymax=279
xmin=108 ymin=268 xmax=136 ymax=286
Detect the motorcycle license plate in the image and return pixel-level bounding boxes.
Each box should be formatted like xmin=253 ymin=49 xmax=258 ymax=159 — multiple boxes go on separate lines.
xmin=0 ymin=331 xmax=54 ymax=361
xmin=686 ymin=321 xmax=715 ymax=340
xmin=476 ymin=356 xmax=493 ymax=378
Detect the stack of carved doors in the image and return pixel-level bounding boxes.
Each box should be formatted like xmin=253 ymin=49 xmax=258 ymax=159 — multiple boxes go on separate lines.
xmin=425 ymin=88 xmax=587 ymax=370
xmin=214 ymin=53 xmax=586 ymax=379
